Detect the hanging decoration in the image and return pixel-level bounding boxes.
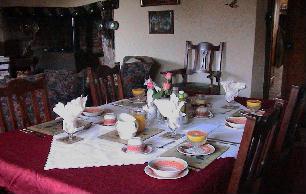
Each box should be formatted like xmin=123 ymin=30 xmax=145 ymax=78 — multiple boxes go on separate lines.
xmin=225 ymin=0 xmax=239 ymax=8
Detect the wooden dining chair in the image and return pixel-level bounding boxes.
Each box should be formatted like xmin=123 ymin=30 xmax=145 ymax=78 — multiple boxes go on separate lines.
xmin=161 ymin=41 xmax=224 ymax=95
xmin=227 ymin=101 xmax=284 ymax=194
xmin=0 ymin=76 xmax=52 ymax=133
xmin=273 ymin=85 xmax=306 ymax=158
xmin=87 ymin=65 xmax=124 ymax=106
xmin=258 ymin=85 xmax=306 ymax=194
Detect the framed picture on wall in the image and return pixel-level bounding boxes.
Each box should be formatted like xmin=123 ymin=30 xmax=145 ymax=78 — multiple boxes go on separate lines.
xmin=141 ymin=0 xmax=180 ymax=7
xmin=149 ymin=10 xmax=174 ymax=34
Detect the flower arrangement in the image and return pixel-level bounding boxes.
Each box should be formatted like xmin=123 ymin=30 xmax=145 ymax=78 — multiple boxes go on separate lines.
xmin=145 ymin=72 xmax=172 ymax=99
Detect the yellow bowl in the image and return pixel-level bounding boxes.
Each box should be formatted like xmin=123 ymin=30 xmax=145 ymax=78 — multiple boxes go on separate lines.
xmin=187 ymin=130 xmax=207 ymax=143
xmin=132 ymin=88 xmax=145 ymax=97
xmin=246 ymin=99 xmax=262 ymax=109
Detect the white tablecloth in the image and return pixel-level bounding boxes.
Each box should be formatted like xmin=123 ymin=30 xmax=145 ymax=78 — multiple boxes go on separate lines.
xmin=45 ymin=95 xmax=246 ymax=170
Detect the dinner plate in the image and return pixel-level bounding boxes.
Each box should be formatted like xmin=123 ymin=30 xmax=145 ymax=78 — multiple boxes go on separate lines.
xmin=177 ymin=142 xmax=215 ymax=156
xmin=144 ymin=166 xmax=189 ymax=180
xmin=122 ymin=145 xmax=153 ymax=155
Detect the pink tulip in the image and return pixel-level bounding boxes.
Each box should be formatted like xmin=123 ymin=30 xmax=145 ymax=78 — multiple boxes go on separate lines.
xmin=147 ymin=81 xmax=154 ymax=89
xmin=163 ymin=82 xmax=171 ymax=90
xmin=164 ymin=72 xmax=172 ymax=80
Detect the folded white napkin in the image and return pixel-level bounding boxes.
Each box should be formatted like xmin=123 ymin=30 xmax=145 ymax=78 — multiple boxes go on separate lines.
xmin=53 ymin=96 xmax=87 ymax=132
xmin=154 ymin=94 xmax=185 ymax=129
xmin=221 ymin=81 xmax=246 ymax=102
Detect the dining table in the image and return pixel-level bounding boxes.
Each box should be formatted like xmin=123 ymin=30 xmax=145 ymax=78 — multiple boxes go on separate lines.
xmin=0 ymin=95 xmax=271 ymax=194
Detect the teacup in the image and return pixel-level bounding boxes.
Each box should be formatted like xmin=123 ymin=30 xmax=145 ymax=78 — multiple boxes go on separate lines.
xmin=103 ymin=113 xmax=116 ymax=126
xmin=195 ymin=105 xmax=209 ymax=117
xmin=127 ymin=137 xmax=144 ymax=153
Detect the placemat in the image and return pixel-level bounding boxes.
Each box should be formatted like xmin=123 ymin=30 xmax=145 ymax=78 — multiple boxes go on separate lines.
xmin=221 ymin=104 xmax=240 ymax=110
xmin=112 ymin=98 xmax=146 ymax=108
xmin=231 ymin=109 xmax=244 ymax=117
xmin=99 ymin=128 xmax=164 ymax=145
xmin=160 ymin=132 xmax=185 ymax=140
xmin=161 ymin=140 xmax=229 ymax=170
xmin=28 ymin=119 xmax=64 ymax=136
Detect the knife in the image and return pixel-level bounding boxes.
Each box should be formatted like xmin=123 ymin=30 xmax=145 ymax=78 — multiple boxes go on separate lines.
xmin=20 ymin=128 xmax=46 ymax=138
xmin=207 ymin=138 xmax=239 ymax=146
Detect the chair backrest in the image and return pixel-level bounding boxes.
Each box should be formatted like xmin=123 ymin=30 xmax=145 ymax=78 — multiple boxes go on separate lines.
xmin=9 ymin=57 xmax=39 ymax=78
xmin=87 ymin=65 xmax=124 ymax=106
xmin=0 ymin=76 xmax=52 ymax=133
xmin=227 ymin=101 xmax=284 ymax=194
xmin=273 ymin=85 xmax=306 ymax=157
xmin=184 ymin=41 xmax=224 ymax=87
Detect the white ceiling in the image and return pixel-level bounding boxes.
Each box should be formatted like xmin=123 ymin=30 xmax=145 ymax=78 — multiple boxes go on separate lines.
xmin=0 ymin=0 xmax=107 ymax=7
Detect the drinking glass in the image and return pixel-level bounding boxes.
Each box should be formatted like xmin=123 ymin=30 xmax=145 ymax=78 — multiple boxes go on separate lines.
xmin=131 ymin=109 xmax=146 ymax=134
xmin=156 ymin=110 xmax=166 ymax=125
xmin=246 ymin=100 xmax=262 ymax=113
xmin=224 ymin=95 xmax=236 ymax=109
xmin=58 ymin=120 xmax=84 ymax=144
xmin=186 ymin=130 xmax=207 ymax=154
xmin=131 ymin=88 xmax=145 ymax=103
xmin=167 ymin=117 xmax=181 ymax=138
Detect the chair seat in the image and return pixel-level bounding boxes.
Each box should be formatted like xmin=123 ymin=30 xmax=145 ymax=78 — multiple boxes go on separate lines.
xmin=173 ymin=82 xmax=220 ymax=96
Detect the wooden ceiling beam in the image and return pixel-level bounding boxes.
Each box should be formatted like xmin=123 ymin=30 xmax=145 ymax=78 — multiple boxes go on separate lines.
xmin=0 ymin=0 xmax=107 ymax=8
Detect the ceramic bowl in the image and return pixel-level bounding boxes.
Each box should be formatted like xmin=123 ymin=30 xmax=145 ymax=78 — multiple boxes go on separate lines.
xmin=226 ymin=117 xmax=247 ymax=129
xmin=83 ymin=107 xmax=103 ymax=117
xmin=148 ymin=157 xmax=188 ymax=178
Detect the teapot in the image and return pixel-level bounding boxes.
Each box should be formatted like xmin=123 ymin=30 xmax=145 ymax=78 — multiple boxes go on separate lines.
xmin=116 ymin=113 xmax=138 ymax=140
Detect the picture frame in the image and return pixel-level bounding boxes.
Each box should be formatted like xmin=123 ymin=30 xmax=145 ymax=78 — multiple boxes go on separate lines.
xmin=149 ymin=10 xmax=174 ymax=34
xmin=140 ymin=0 xmax=180 ymax=7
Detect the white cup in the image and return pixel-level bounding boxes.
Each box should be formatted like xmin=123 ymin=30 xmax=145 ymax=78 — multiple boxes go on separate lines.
xmin=127 ymin=137 xmax=144 ymax=153
xmin=103 ymin=113 xmax=116 ymax=125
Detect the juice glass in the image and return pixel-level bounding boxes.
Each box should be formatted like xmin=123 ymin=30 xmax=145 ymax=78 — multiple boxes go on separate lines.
xmin=131 ymin=88 xmax=145 ymax=102
xmin=132 ymin=109 xmax=146 ymax=134
xmin=246 ymin=100 xmax=262 ymax=113
xmin=187 ymin=130 xmax=208 ymax=153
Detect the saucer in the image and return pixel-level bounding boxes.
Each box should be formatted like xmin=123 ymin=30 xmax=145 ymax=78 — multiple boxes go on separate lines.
xmin=83 ymin=107 xmax=104 ymax=117
xmin=177 ymin=142 xmax=215 ymax=156
xmin=144 ymin=166 xmax=189 ymax=180
xmin=100 ymin=121 xmax=116 ymax=126
xmin=194 ymin=111 xmax=214 ymax=119
xmin=121 ymin=144 xmax=153 ymax=155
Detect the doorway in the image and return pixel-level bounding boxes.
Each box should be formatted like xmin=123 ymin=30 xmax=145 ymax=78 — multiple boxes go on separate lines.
xmin=264 ymin=0 xmax=306 ymax=99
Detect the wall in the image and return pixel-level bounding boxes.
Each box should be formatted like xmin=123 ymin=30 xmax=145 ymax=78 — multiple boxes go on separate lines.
xmin=115 ymin=0 xmax=264 ymax=97
xmin=251 ymin=0 xmax=267 ymax=98
xmin=0 ymin=13 xmax=4 ymax=54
